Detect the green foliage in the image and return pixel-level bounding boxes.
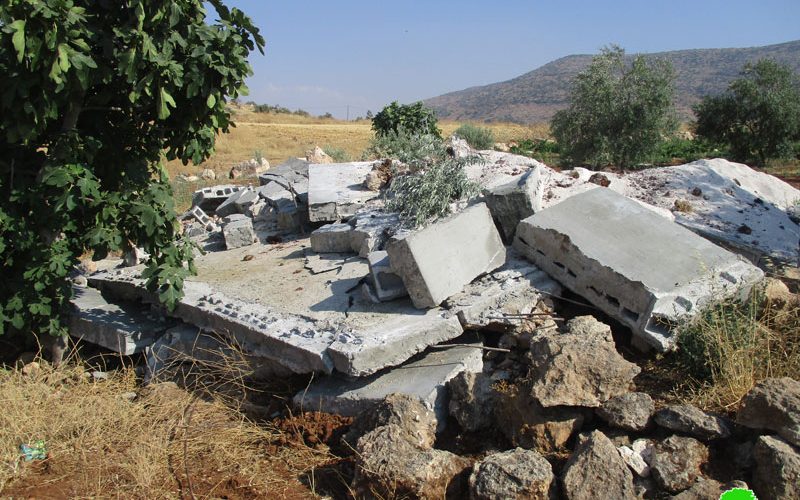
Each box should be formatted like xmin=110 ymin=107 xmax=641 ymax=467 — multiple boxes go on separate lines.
xmin=551 ymin=46 xmax=677 ymax=170
xmin=454 ymin=123 xmax=495 ymax=150
xmin=322 ymin=145 xmax=350 ymax=162
xmin=372 ymin=101 xmax=441 ymax=138
xmin=652 ymin=136 xmax=727 ymax=165
xmin=0 ymin=1 xmax=264 ymax=338
xmin=509 ymin=138 xmax=561 ymax=163
xmin=386 ymin=157 xmax=480 ymax=228
xmin=694 ymin=59 xmax=800 ymax=166
xmin=362 ymin=127 xmax=444 ymax=170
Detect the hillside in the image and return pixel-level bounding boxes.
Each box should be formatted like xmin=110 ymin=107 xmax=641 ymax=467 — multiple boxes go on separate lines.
xmin=424 ymin=40 xmax=800 ymax=124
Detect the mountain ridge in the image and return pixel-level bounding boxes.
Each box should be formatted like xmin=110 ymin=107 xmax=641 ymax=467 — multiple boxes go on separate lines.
xmin=423 ymin=40 xmax=800 ymax=124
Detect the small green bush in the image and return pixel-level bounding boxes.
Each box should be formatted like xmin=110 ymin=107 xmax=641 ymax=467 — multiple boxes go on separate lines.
xmin=362 ymin=127 xmax=444 ymax=170
xmin=322 ymin=146 xmax=350 ymax=162
xmin=454 ymin=123 xmax=495 ymax=150
xmin=386 ymin=157 xmax=480 ymax=228
xmin=509 ymin=139 xmax=561 ymax=163
xmin=652 ymin=137 xmax=726 ymax=165
xmin=372 ymin=101 xmax=441 ymax=138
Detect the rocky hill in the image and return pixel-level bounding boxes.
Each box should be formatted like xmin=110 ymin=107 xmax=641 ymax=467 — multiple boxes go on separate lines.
xmin=424 ymin=40 xmax=800 ymax=124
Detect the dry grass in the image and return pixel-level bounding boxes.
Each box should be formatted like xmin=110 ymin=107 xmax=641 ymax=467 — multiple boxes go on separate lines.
xmin=675 ymin=287 xmax=800 ymax=412
xmin=0 ymin=353 xmax=339 ymax=498
xmin=166 ymin=109 xmax=550 ymax=180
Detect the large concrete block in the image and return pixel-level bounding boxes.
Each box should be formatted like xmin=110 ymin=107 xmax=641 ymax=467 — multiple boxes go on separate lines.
xmin=68 ymin=286 xmax=169 ymax=354
xmin=222 ymin=218 xmax=255 ymax=249
xmin=367 ymin=251 xmax=408 ymax=301
xmin=294 ymin=344 xmax=483 ymax=427
xmin=513 ymin=188 xmax=764 ymax=351
xmin=327 ymin=310 xmax=464 ymax=377
xmin=310 ymin=223 xmax=354 ymax=253
xmin=349 ymin=210 xmax=401 ymax=257
xmin=215 ymin=189 xmax=247 ymax=217
xmin=483 ymin=167 xmax=546 ymax=243
xmin=386 ymin=203 xmax=507 ymax=309
xmin=307 ymin=162 xmax=378 ymax=221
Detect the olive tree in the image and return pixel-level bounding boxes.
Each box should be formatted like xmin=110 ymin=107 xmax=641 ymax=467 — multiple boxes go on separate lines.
xmin=551 ymin=46 xmax=677 ymax=170
xmin=372 ymin=101 xmax=441 ymax=138
xmin=694 ymin=59 xmax=800 ymax=166
xmin=0 ymin=1 xmax=264 ymax=345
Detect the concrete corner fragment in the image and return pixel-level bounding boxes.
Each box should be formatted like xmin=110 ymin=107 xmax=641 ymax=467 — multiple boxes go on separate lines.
xmin=483 ymin=167 xmax=547 ymax=243
xmin=310 ymin=223 xmax=354 ymax=253
xmin=222 ymin=217 xmax=255 ymax=249
xmin=367 ymin=251 xmax=408 ymax=301
xmin=386 ymin=203 xmax=507 ymax=309
xmin=512 ymin=188 xmax=764 ymax=351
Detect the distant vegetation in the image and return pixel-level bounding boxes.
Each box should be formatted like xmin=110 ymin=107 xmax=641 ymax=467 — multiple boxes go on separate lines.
xmin=372 ymin=101 xmax=441 ymax=138
xmin=551 ymin=46 xmax=677 ymax=170
xmin=454 ymin=123 xmax=495 ymax=150
xmin=246 ymin=101 xmax=311 ymax=117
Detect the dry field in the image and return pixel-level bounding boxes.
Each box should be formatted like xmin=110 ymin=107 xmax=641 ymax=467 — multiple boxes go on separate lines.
xmin=166 ymin=107 xmax=549 ymax=179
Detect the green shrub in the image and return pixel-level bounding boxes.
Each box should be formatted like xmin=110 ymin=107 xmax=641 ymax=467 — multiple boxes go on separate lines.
xmin=322 ymin=145 xmax=350 ymax=162
xmin=372 ymin=101 xmax=441 ymax=138
xmin=454 ymin=123 xmax=495 ymax=149
xmin=509 ymin=139 xmax=561 ymax=163
xmin=652 ymin=137 xmax=726 ymax=165
xmin=551 ymin=45 xmax=677 ymax=170
xmin=362 ymin=127 xmax=444 ymax=170
xmin=386 ymin=157 xmax=480 ymax=228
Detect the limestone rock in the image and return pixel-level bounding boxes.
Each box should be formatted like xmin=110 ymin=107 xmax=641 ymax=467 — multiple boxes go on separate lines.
xmin=528 ymin=316 xmax=640 ymax=408
xmin=469 ymin=448 xmax=555 ymax=499
xmin=617 ymin=439 xmax=654 ymax=477
xmin=649 ymin=435 xmax=708 ymax=493
xmin=495 ymin=384 xmax=585 ymax=453
xmin=752 ymin=434 xmax=800 ymax=500
xmin=306 ymin=146 xmax=333 ymax=164
xmin=654 ymin=404 xmax=731 ymax=440
xmin=344 ymin=393 xmax=437 ymax=450
xmin=229 ymin=157 xmax=269 ymax=180
xmin=200 ymin=168 xmax=216 ymax=180
xmin=222 ymin=218 xmax=255 ymax=249
xmin=672 ymin=479 xmax=751 ymax=500
xmin=352 ymin=423 xmax=471 ymax=499
xmin=738 ymin=377 xmax=800 ymax=447
xmin=448 ymin=371 xmax=497 ymax=432
xmin=561 ymin=430 xmax=637 ymax=500
xmin=597 ymin=392 xmax=654 ymax=432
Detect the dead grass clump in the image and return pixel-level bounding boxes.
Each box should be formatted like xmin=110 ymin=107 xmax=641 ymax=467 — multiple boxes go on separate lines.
xmin=673 ymin=199 xmax=693 ymax=213
xmin=0 ymin=359 xmax=338 ymax=498
xmin=675 ymin=286 xmax=800 ymax=411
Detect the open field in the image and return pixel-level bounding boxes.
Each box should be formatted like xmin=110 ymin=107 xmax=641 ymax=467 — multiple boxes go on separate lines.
xmin=166 ymin=108 xmax=549 ymax=179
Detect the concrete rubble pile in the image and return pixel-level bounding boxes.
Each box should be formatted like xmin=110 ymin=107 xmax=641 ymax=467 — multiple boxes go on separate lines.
xmin=63 ymin=143 xmax=800 ymax=498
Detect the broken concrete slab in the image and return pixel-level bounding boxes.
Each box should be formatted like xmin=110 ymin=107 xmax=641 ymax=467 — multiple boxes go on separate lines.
xmin=310 ymin=223 xmax=353 ymax=253
xmin=349 ymin=210 xmax=401 ymax=257
xmin=367 ymin=251 xmax=408 ymax=301
xmin=215 ymin=189 xmax=248 ymax=217
xmin=304 ymin=249 xmax=359 ymax=274
xmin=513 ymin=188 xmax=764 ymax=351
xmin=307 ymin=162 xmax=379 ymax=221
xmin=444 ymin=249 xmax=561 ymax=329
xmin=293 ymin=343 xmax=483 ymax=427
xmin=327 ymin=310 xmax=464 ymax=377
xmin=222 ymin=217 xmax=255 ymax=249
xmin=483 ymin=167 xmax=547 ymax=243
xmin=191 ymin=185 xmax=243 ymax=212
xmin=386 ymin=202 xmax=507 ymax=309
xmin=68 ymin=286 xmax=170 ymax=355
xmin=233 ymin=188 xmax=259 ymax=213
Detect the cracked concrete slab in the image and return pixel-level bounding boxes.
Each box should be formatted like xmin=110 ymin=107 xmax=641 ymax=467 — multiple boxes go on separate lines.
xmin=307 ymin=162 xmax=379 ymax=221
xmin=513 ymin=188 xmax=764 ymax=351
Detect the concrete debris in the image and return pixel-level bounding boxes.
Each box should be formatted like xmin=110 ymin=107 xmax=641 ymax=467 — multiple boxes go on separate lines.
xmin=68 ymin=286 xmax=170 ymax=355
xmin=528 ymin=316 xmax=641 ymax=408
xmin=343 ymin=393 xmax=438 ymax=450
xmin=352 ymin=423 xmax=472 ymax=499
xmin=597 ymin=392 xmax=655 ymax=432
xmin=649 ymin=435 xmax=709 ymax=494
xmin=654 ymin=404 xmax=731 ymax=440
xmin=737 ymin=377 xmax=800 ymax=448
xmin=483 ymin=166 xmax=547 ymax=243
xmin=444 ymin=248 xmax=560 ymax=330
xmin=303 ymin=250 xmax=357 ymax=274
xmin=448 ymin=371 xmax=497 ymax=432
xmin=307 ymin=162 xmax=378 ymax=222
xmin=295 ymin=345 xmax=482 ymax=432
xmin=561 ymin=430 xmax=638 ymax=500
xmin=386 ymin=202 xmax=507 ymax=308
xmin=222 ymin=217 xmax=255 ymax=249
xmin=229 ymin=157 xmax=269 ymax=179
xmin=366 ymin=251 xmax=407 ymax=301
xmin=469 ymin=448 xmax=556 ymax=500
xmin=233 ymin=188 xmax=259 ymax=213
xmin=191 ymin=185 xmax=243 ymax=212
xmin=752 ymin=435 xmax=800 ymax=500
xmin=215 ymin=188 xmax=250 ymax=218
xmin=310 ymin=223 xmax=353 ymax=253
xmin=188 ymin=206 xmax=218 ymax=231
xmin=327 ymin=310 xmax=464 ymax=377
xmin=349 ymin=209 xmax=401 ymax=257
xmin=514 ymin=188 xmax=764 ymax=351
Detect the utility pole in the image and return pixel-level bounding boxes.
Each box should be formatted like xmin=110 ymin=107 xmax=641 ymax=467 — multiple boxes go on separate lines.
xmin=346 ymin=105 xmax=350 ymax=121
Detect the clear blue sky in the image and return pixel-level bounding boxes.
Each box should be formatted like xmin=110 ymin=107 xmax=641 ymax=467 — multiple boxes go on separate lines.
xmin=222 ymin=0 xmax=800 ymax=119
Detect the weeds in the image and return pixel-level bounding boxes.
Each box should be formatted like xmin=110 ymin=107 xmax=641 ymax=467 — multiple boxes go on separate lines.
xmin=323 ymin=145 xmax=351 ymax=163
xmin=676 ymin=286 xmax=800 ymax=410
xmin=362 ymin=127 xmax=444 ymax=170
xmin=454 ymin=123 xmax=495 ymax=150
xmin=386 ymin=156 xmax=480 ymax=228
